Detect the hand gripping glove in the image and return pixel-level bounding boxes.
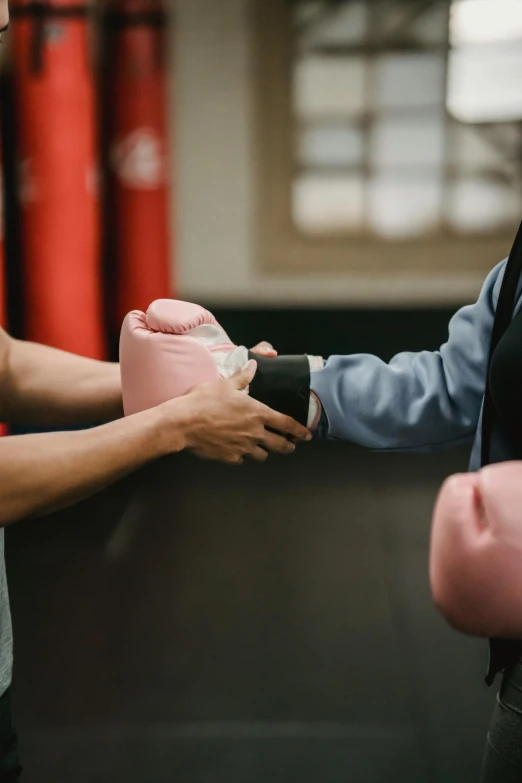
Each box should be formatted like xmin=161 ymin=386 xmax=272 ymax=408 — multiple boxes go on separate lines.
xmin=120 ymin=299 xmax=323 ymax=428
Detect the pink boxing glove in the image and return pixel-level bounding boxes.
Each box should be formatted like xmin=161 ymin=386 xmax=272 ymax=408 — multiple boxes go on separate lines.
xmin=120 ymin=300 xmax=249 ymax=417
xmin=430 ymin=462 xmax=522 ymax=638
xmin=120 ymin=299 xmax=323 ymax=427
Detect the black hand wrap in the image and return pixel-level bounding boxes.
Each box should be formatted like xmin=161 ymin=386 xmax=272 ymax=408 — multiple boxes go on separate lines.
xmin=247 ymin=352 xmax=310 ymax=426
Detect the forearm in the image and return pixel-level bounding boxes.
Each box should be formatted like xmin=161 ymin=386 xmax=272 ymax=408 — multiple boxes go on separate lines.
xmin=0 ymin=405 xmax=180 ymax=526
xmin=311 ymin=351 xmax=479 ymax=451
xmin=1 ymin=338 xmax=123 ymax=426
xmin=0 ymin=353 xmax=311 ymax=525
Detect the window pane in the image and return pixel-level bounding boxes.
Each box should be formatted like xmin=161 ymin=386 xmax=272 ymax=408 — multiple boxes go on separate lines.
xmin=298 ymin=124 xmax=364 ymax=168
xmin=301 ymin=0 xmax=369 ymax=48
xmin=448 ymin=178 xmax=522 ymax=233
xmin=293 ymin=175 xmax=365 ymax=232
xmin=448 ymin=42 xmax=522 ymax=123
xmin=375 ymin=54 xmax=446 ymax=109
xmin=450 ymin=0 xmax=522 ymax=45
xmin=294 ymin=56 xmax=367 ymax=119
xmin=371 ymin=115 xmax=446 ymax=168
xmin=369 ymin=175 xmax=443 ymax=239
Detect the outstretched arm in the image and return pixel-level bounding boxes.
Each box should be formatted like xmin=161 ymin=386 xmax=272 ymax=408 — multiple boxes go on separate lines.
xmin=0 ymin=361 xmax=310 ymax=527
xmin=0 ymin=333 xmax=123 ymax=427
xmin=310 ymin=261 xmax=506 ymax=453
xmin=0 ymin=331 xmax=280 ymax=430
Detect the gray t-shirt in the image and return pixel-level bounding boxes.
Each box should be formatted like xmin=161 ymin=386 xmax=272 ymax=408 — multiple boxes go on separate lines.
xmin=0 ymin=531 xmax=13 ymax=696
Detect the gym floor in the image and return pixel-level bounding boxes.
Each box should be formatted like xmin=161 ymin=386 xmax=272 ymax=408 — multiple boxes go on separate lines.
xmin=7 ymin=442 xmax=494 ymax=782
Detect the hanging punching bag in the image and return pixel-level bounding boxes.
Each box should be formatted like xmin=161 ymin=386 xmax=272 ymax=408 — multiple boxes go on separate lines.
xmin=10 ymin=0 xmax=105 ymax=358
xmin=104 ymin=0 xmax=171 ymax=331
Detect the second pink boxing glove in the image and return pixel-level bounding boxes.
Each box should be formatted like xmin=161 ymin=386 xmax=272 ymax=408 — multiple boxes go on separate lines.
xmin=430 ymin=461 xmax=522 ymax=638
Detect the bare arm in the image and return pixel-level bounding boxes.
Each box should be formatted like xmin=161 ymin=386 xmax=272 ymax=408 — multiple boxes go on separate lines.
xmin=0 ymin=331 xmax=123 ymax=426
xmin=0 ymin=362 xmax=311 ymax=527
xmin=0 ymin=406 xmax=171 ymax=524
xmin=0 ymin=335 xmax=281 ymax=428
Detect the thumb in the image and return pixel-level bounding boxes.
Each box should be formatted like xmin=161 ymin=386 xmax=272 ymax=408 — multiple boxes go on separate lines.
xmin=230 ymin=359 xmax=257 ymax=390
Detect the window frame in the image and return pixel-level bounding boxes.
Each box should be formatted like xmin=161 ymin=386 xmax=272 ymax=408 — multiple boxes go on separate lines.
xmin=252 ymin=0 xmax=517 ymax=287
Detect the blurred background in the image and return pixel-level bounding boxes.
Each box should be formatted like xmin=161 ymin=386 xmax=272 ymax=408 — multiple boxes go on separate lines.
xmin=0 ymin=0 xmax=522 ymax=780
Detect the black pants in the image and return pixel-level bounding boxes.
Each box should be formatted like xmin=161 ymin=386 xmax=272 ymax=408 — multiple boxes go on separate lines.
xmin=0 ymin=689 xmax=21 ymax=781
xmin=482 ymin=657 xmax=522 ymax=781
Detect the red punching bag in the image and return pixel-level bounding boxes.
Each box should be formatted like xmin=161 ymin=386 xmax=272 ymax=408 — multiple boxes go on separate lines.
xmin=11 ymin=0 xmax=105 ymax=358
xmin=105 ymin=0 xmax=171 ymax=329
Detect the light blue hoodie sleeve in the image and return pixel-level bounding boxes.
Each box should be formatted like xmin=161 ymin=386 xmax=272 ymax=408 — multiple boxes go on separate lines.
xmin=310 ymin=260 xmax=506 ymax=453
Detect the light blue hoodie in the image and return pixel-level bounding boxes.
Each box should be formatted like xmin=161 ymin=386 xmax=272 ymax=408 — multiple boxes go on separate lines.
xmin=310 ymin=258 xmax=521 ymax=471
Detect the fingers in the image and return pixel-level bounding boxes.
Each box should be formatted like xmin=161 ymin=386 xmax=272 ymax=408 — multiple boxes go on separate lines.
xmin=251 ymin=342 xmax=278 ymax=358
xmin=260 ymin=430 xmax=297 ymax=455
xmin=229 ymin=359 xmax=257 ymax=390
xmin=263 ymin=409 xmax=312 ymax=442
xmin=249 ymin=445 xmax=269 ymax=462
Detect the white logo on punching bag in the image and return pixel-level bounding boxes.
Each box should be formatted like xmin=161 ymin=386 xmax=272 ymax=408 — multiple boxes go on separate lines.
xmin=111 ymin=128 xmax=167 ymax=190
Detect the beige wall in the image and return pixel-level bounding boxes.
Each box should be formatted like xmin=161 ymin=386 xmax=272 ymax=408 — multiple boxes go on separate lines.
xmin=170 ymin=0 xmax=489 ymax=306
